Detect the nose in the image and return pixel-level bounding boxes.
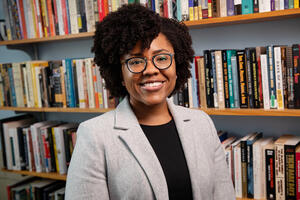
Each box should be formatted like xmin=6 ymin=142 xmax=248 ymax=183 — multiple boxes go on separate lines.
xmin=142 ymin=59 xmax=159 ymax=75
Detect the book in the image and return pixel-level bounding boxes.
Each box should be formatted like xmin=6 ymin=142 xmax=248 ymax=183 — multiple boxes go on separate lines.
xmin=261 ymin=54 xmax=271 ymax=110
xmin=265 ymin=142 xmax=276 ymax=200
xmin=236 ymin=50 xmax=248 ymax=108
xmin=274 ymin=46 xmax=284 ymax=110
xmin=296 ymin=145 xmax=300 ymax=199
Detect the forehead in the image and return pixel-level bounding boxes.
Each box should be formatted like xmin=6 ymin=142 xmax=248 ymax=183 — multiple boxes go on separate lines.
xmin=129 ymin=33 xmax=174 ymax=55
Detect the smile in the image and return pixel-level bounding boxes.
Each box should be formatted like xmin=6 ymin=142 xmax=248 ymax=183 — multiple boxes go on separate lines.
xmin=140 ymin=81 xmax=165 ymax=90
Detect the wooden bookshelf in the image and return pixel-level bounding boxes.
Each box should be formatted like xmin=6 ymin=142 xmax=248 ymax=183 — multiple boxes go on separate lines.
xmin=0 ymin=106 xmax=113 ymax=113
xmin=1 ymin=169 xmax=66 ymax=181
xmin=1 ymin=106 xmax=300 ymax=116
xmin=1 ymin=9 xmax=300 ymax=46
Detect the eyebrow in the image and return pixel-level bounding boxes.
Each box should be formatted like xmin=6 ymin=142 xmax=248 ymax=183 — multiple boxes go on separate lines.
xmin=129 ymin=49 xmax=171 ymax=57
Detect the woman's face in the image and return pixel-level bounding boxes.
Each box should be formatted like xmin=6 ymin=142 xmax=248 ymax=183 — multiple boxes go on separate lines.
xmin=121 ymin=33 xmax=177 ymax=107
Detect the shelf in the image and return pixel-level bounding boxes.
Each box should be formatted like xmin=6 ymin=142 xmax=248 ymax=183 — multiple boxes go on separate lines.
xmin=0 ymin=32 xmax=94 ymax=46
xmin=1 ymin=169 xmax=66 ymax=181
xmin=185 ymin=8 xmax=300 ymax=28
xmin=1 ymin=106 xmax=300 ymax=116
xmin=1 ymin=9 xmax=300 ymax=46
xmin=0 ymin=106 xmax=113 ymax=113
xmin=200 ymin=108 xmax=300 ymax=116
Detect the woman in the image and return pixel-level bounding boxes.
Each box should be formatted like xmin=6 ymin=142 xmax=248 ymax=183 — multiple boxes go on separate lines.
xmin=65 ymin=4 xmax=235 ymax=200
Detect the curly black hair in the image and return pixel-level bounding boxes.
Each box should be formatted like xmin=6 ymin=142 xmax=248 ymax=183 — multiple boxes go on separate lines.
xmin=92 ymin=4 xmax=194 ymax=98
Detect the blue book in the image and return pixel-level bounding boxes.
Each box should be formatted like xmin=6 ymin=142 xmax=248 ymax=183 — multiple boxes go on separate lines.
xmin=177 ymin=0 xmax=182 ymax=21
xmin=267 ymin=46 xmax=276 ymax=108
xmin=65 ymin=0 xmax=71 ymax=34
xmin=246 ymin=132 xmax=263 ymax=198
xmin=190 ymin=60 xmax=199 ymax=108
xmin=231 ymin=52 xmax=240 ymax=108
xmin=8 ymin=66 xmax=17 ymax=107
xmin=226 ymin=50 xmax=235 ymax=108
xmin=242 ymin=0 xmax=253 ymax=14
xmin=63 ymin=60 xmax=70 ymax=107
xmin=65 ymin=58 xmax=76 ymax=107
xmin=151 ymin=0 xmax=156 ymax=11
xmin=227 ymin=0 xmax=235 ymax=16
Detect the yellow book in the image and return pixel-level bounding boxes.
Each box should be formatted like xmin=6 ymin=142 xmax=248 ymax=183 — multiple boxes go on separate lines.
xmin=52 ymin=127 xmax=60 ymax=173
xmin=30 ymin=61 xmax=48 ymax=107
xmin=295 ymin=0 xmax=299 ymax=8
xmin=189 ymin=7 xmax=194 ymax=21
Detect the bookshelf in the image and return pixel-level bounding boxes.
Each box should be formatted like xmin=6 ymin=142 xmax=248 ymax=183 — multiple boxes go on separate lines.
xmin=1 ymin=106 xmax=300 ymax=116
xmin=1 ymin=7 xmax=300 ymax=200
xmin=1 ymin=169 xmax=67 ymax=181
xmin=0 ymin=9 xmax=299 ymax=46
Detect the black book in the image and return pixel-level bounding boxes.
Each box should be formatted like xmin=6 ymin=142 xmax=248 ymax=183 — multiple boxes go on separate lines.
xmin=43 ymin=181 xmax=65 ymax=200
xmin=292 ymin=44 xmax=300 ymax=108
xmin=47 ymin=126 xmax=57 ymax=172
xmin=204 ymin=50 xmax=214 ymax=108
xmin=49 ymin=61 xmax=64 ymax=107
xmin=265 ymin=146 xmax=276 ymax=200
xmin=245 ymin=48 xmax=254 ymax=108
xmin=250 ymin=48 xmax=260 ymax=108
xmin=222 ymin=50 xmax=230 ymax=108
xmin=236 ymin=50 xmax=248 ymax=108
xmin=286 ymin=46 xmax=294 ymax=108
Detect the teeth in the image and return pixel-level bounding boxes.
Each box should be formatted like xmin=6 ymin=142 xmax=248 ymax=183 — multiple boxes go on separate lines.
xmin=143 ymin=82 xmax=163 ymax=87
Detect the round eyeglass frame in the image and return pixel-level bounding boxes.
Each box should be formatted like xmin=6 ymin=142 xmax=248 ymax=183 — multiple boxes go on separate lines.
xmin=122 ymin=53 xmax=175 ymax=74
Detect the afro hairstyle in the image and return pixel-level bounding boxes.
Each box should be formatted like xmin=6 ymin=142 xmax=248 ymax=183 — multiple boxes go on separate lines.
xmin=92 ymin=4 xmax=194 ymax=98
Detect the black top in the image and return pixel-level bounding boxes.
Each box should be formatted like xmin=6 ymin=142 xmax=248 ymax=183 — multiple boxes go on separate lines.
xmin=140 ymin=119 xmax=193 ymax=200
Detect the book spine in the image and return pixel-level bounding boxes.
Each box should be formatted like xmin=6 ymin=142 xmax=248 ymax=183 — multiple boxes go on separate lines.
xmin=285 ymin=145 xmax=297 ymax=199
xmin=8 ymin=66 xmax=17 ymax=107
xmin=227 ymin=50 xmax=235 ymax=108
xmin=211 ymin=51 xmax=218 ymax=108
xmin=261 ymin=54 xmax=270 ymax=109
xmin=241 ymin=140 xmax=248 ymax=197
xmin=69 ymin=0 xmax=79 ymax=34
xmin=242 ymin=0 xmax=253 ymax=14
xmin=61 ymin=0 xmax=69 ymax=34
xmin=202 ymin=0 xmax=208 ymax=19
xmin=227 ymin=0 xmax=235 ymax=16
xmin=286 ymin=46 xmax=294 ymax=108
xmin=215 ymin=51 xmax=225 ymax=109
xmin=231 ymin=53 xmax=240 ymax=108
xmin=269 ymin=46 xmax=277 ymax=109
xmin=188 ymin=0 xmax=194 ymax=20
xmin=250 ymin=49 xmax=260 ymax=108
xmin=275 ymin=143 xmax=285 ymax=199
xmin=293 ymin=44 xmax=300 ymax=108
xmin=220 ymin=0 xmax=227 ymax=17
xmin=280 ymin=47 xmax=288 ymax=109
xmin=266 ymin=148 xmax=276 ymax=200
xmin=181 ymin=0 xmax=189 ymax=20
xmin=237 ymin=51 xmax=248 ymax=108
xmin=30 ymin=126 xmax=42 ymax=172
xmin=193 ymin=0 xmax=198 ymax=20
xmin=204 ymin=50 xmax=213 ymax=108
xmin=222 ymin=50 xmax=230 ymax=108
xmin=296 ymin=148 xmax=300 ymax=199
xmin=234 ymin=144 xmax=242 ymax=198
xmin=256 ymin=47 xmax=264 ymax=108
xmin=245 ymin=49 xmax=254 ymax=108
xmin=274 ymin=47 xmax=284 ymax=110
xmin=22 ymin=129 xmax=29 ymax=170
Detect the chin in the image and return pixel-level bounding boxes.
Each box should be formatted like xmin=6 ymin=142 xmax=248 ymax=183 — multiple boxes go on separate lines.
xmin=142 ymin=95 xmax=168 ymax=106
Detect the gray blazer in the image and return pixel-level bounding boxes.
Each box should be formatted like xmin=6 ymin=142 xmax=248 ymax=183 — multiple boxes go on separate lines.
xmin=65 ymin=97 xmax=235 ymax=200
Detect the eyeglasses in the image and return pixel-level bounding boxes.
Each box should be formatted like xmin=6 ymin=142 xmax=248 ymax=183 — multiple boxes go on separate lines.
xmin=122 ymin=53 xmax=174 ymax=73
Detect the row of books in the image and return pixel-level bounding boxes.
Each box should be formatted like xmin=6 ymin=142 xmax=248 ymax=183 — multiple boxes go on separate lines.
xmin=182 ymin=44 xmax=300 ymax=109
xmin=7 ymin=177 xmax=65 ymax=200
xmin=2 ymin=0 xmax=299 ymax=41
xmin=0 ymin=115 xmax=78 ymax=175
xmin=220 ymin=132 xmax=300 ymax=199
xmin=0 ymin=58 xmax=119 ymax=108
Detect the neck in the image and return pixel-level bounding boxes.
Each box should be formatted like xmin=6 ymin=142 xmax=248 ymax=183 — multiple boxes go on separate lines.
xmin=130 ymin=98 xmax=172 ymax=126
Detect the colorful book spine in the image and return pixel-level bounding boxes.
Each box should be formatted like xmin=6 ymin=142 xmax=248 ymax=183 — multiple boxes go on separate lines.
xmin=211 ymin=51 xmax=218 ymax=108
xmin=274 ymin=47 xmax=284 ymax=110
xmin=231 ymin=52 xmax=240 ymax=108
xmin=245 ymin=48 xmax=254 ymax=108
xmin=237 ymin=50 xmax=248 ymax=108
xmin=227 ymin=0 xmax=235 ymax=16
xmin=265 ymin=147 xmax=276 ymax=199
xmin=267 ymin=46 xmax=277 ymax=109
xmin=242 ymin=0 xmax=253 ymax=14
xmin=227 ymin=50 xmax=235 ymax=108
xmin=222 ymin=50 xmax=230 ymax=108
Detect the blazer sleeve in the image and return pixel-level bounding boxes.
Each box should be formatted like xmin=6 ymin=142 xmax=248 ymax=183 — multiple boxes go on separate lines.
xmin=65 ymin=123 xmax=110 ymax=200
xmin=206 ymin=115 xmax=235 ymax=200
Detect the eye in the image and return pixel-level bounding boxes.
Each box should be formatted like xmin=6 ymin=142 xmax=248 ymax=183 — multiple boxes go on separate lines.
xmin=155 ymin=54 xmax=170 ymax=63
xmin=128 ymin=58 xmax=144 ymax=66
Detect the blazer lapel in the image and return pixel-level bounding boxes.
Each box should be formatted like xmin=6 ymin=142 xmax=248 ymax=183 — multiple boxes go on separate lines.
xmin=167 ymin=98 xmax=202 ymax=200
xmin=114 ymin=97 xmax=169 ymax=200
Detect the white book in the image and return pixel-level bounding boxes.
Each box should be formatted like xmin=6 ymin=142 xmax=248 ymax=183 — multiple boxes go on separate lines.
xmin=102 ymin=77 xmax=108 ymax=108
xmin=9 ymin=128 xmax=20 ymax=170
xmin=22 ymin=66 xmax=29 ymax=108
xmin=69 ymin=0 xmax=79 ymax=34
xmin=215 ymin=51 xmax=225 ymax=109
xmin=95 ymin=65 xmax=104 ymax=108
xmin=253 ymin=138 xmax=273 ymax=199
xmin=12 ymin=63 xmax=25 ymax=107
xmin=85 ymin=58 xmax=95 ymax=108
xmin=30 ymin=121 xmax=55 ymax=172
xmin=259 ymin=0 xmax=271 ymax=12
xmin=85 ymin=0 xmax=96 ymax=32
xmin=25 ymin=62 xmax=35 ymax=107
xmin=75 ymin=59 xmax=86 ymax=108
xmin=181 ymin=0 xmax=189 ymax=20
xmin=54 ymin=123 xmax=78 ymax=174
xmin=187 ymin=78 xmax=193 ymax=108
xmin=279 ymin=0 xmax=284 ymax=9
xmin=155 ymin=0 xmax=160 ymax=14
xmin=34 ymin=0 xmax=43 ymax=37
xmin=232 ymin=139 xmax=242 ymax=198
xmin=225 ymin=146 xmax=233 ymax=180
xmin=168 ymin=0 xmax=173 ymax=18
xmin=24 ymin=0 xmax=35 ymax=38
xmin=220 ymin=0 xmax=227 ymax=17
xmin=274 ymin=47 xmax=284 ymax=110
xmin=24 ymin=127 xmax=33 ymax=171
xmin=3 ymin=118 xmax=34 ymax=170
xmin=261 ymin=54 xmax=270 ymax=110
xmin=56 ymin=0 xmax=65 ymax=35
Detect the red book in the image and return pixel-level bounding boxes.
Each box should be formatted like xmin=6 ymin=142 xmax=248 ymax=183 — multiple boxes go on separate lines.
xmin=18 ymin=0 xmax=28 ymax=39
xmin=46 ymin=0 xmax=55 ymax=36
xmin=92 ymin=64 xmax=100 ymax=108
xmin=296 ymin=145 xmax=300 ymax=199
xmin=194 ymin=56 xmax=201 ymax=106
xmin=104 ymin=0 xmax=109 ymax=16
xmin=61 ymin=0 xmax=69 ymax=34
xmin=163 ymin=0 xmax=168 ymax=18
xmin=32 ymin=0 xmax=41 ymax=37
xmin=98 ymin=0 xmax=105 ymax=21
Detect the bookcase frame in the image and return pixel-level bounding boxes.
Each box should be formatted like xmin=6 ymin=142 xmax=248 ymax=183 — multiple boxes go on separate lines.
xmin=1 ymin=9 xmax=300 ymax=200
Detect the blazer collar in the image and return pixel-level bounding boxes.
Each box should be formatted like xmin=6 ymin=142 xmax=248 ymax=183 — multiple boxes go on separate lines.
xmin=114 ymin=97 xmax=198 ymax=200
